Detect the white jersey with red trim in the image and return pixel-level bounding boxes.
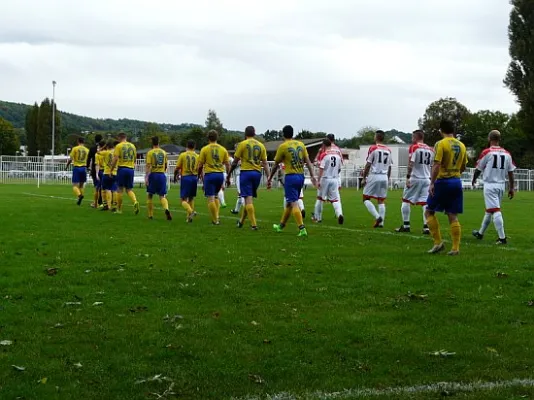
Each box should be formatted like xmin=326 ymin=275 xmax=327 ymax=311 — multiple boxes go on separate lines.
xmin=319 ymin=151 xmax=342 ymax=179
xmin=366 ymin=144 xmax=393 ymax=175
xmin=409 ymin=143 xmax=434 ymax=179
xmin=476 ymin=146 xmax=516 ymax=185
xmin=316 ymin=144 xmax=343 ymax=164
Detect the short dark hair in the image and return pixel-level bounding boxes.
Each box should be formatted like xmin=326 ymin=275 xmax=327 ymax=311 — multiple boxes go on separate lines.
xmin=245 ymin=126 xmax=255 ymax=137
xmin=77 ymin=137 xmax=85 ymax=144
xmin=95 ymin=134 xmax=103 ymax=143
xmin=488 ymin=130 xmax=501 ymax=142
xmin=151 ymin=136 xmax=159 ymax=146
xmin=327 ymin=134 xmax=335 ymax=143
xmin=282 ymin=125 xmax=294 ymax=139
xmin=323 ymin=138 xmax=331 ymax=147
xmin=412 ymin=130 xmax=425 ymax=140
xmin=207 ymin=130 xmax=218 ymax=142
xmin=106 ymin=139 xmax=115 ymax=148
xmin=98 ymin=140 xmax=106 ymax=147
xmin=375 ymin=130 xmax=385 ymax=142
xmin=186 ymin=140 xmax=195 ymax=149
xmin=118 ymin=132 xmax=127 ymax=139
xmin=440 ymin=120 xmax=455 ymax=134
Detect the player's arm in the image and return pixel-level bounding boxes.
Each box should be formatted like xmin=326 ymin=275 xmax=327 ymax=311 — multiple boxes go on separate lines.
xmin=174 ymin=156 xmax=182 ymax=183
xmin=405 ymin=160 xmax=414 ymax=187
xmin=304 ymin=156 xmax=317 ymax=187
xmin=387 ymin=165 xmax=392 ymax=180
xmin=110 ymin=146 xmax=119 ymax=171
xmin=267 ymin=147 xmax=283 ymax=187
xmin=145 ymin=158 xmax=151 ymax=187
xmin=508 ymin=171 xmax=515 ymax=199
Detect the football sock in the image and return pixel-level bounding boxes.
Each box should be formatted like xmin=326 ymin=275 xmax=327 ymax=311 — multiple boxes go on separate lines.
xmin=80 ymin=187 xmax=84 ymax=196
xmin=401 ymin=202 xmax=410 ymax=227
xmin=181 ymin=201 xmax=193 ymax=215
xmin=160 ymin=197 xmax=169 ymax=211
xmin=106 ymin=190 xmax=112 ymax=207
xmin=281 ymin=206 xmax=292 ymax=225
xmin=127 ymin=190 xmax=137 ymax=203
xmin=292 ymin=206 xmax=304 ymax=228
xmin=422 ymin=206 xmax=428 ymax=226
xmin=147 ymin=198 xmax=154 ymax=218
xmin=297 ymin=199 xmax=304 ymax=211
xmin=111 ymin=192 xmax=117 ymax=208
xmin=208 ymin=201 xmax=218 ymax=223
xmin=235 ymin=197 xmax=243 ymax=213
xmin=188 ymin=199 xmax=195 ymax=212
xmin=426 ymin=214 xmax=442 ymax=245
xmin=314 ymin=201 xmax=323 ymax=221
xmin=450 ymin=221 xmax=461 ymax=252
xmin=364 ymin=200 xmax=380 ymax=219
xmin=245 ymin=204 xmax=257 ymax=226
xmin=333 ymin=201 xmax=343 ymax=218
xmin=493 ymin=211 xmax=505 ymax=239
xmin=378 ymin=204 xmax=386 ymax=223
xmin=214 ymin=198 xmax=220 ymax=220
xmin=73 ymin=186 xmax=81 ymax=197
xmin=240 ymin=207 xmax=248 ymax=224
xmin=93 ymin=190 xmax=99 ymax=205
xmin=479 ymin=212 xmax=492 ymax=235
xmin=218 ymin=190 xmax=225 ymax=205
xmin=117 ymin=192 xmax=123 ymax=211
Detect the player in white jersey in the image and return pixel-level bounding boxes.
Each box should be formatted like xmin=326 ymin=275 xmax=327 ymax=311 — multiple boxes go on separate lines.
xmin=471 ymin=130 xmax=516 ymax=244
xmin=217 ymin=157 xmax=231 ymax=209
xmin=396 ymin=130 xmax=434 ymax=234
xmin=314 ymin=139 xmax=344 ymax=224
xmin=362 ymin=130 xmax=392 ymax=227
xmin=230 ymin=157 xmax=243 ymax=215
xmin=279 ymin=163 xmax=306 ymax=218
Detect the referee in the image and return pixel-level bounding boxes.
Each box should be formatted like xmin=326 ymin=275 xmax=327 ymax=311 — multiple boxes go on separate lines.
xmin=87 ymin=134 xmax=103 ymax=207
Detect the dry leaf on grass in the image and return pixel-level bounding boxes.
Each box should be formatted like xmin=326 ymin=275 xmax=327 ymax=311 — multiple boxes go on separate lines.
xmin=407 ymin=292 xmax=428 ymax=301
xmin=38 ymin=377 xmax=48 ymax=384
xmin=428 ymin=349 xmax=455 ymax=357
xmin=1 ymin=340 xmax=13 ymax=346
xmin=248 ymin=374 xmax=264 ymax=384
xmin=45 ymin=268 xmax=58 ymax=276
xmin=73 ymin=362 xmax=83 ymax=368
xmin=496 ymin=272 xmax=509 ymax=278
xmin=92 ymin=302 xmax=103 ymax=306
xmin=251 ymin=321 xmax=259 ymax=326
xmin=12 ymin=365 xmax=25 ymax=371
xmin=64 ymin=302 xmax=82 ymax=306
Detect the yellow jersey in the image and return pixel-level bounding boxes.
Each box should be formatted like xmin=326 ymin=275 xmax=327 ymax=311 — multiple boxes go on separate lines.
xmin=234 ymin=138 xmax=267 ymax=172
xmin=146 ymin=148 xmax=168 ymax=173
xmin=198 ymin=143 xmax=229 ymax=174
xmin=114 ymin=141 xmax=137 ymax=168
xmin=274 ymin=139 xmax=309 ymax=175
xmin=176 ymin=150 xmax=199 ymax=176
xmin=95 ymin=152 xmax=106 ymax=170
xmin=101 ymin=150 xmax=117 ymax=176
xmin=434 ymin=137 xmax=468 ymax=179
xmin=70 ymin=145 xmax=89 ymax=167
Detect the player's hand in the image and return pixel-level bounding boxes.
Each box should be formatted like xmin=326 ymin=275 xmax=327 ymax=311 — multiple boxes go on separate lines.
xmin=508 ymin=189 xmax=515 ymax=200
xmin=266 ymin=179 xmax=272 ymax=190
xmin=429 ymin=183 xmax=435 ymax=197
xmin=145 ymin=178 xmax=149 ymax=187
xmin=361 ymin=178 xmax=366 ymax=187
xmin=311 ymin=177 xmax=317 ymax=188
xmin=225 ymin=178 xmax=231 ymax=188
xmin=471 ymin=180 xmax=476 ymax=188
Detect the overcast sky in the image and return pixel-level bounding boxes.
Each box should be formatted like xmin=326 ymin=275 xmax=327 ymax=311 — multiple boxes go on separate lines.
xmin=0 ymin=0 xmax=518 ymax=137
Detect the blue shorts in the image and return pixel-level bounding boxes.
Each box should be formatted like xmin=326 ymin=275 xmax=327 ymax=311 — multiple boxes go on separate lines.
xmin=180 ymin=175 xmax=198 ymax=199
xmin=102 ymin=174 xmax=117 ymax=191
xmin=147 ymin=172 xmax=167 ymax=196
xmin=97 ymin=170 xmax=104 ymax=189
xmin=240 ymin=170 xmax=262 ymax=198
xmin=426 ymin=178 xmax=463 ymax=214
xmin=117 ymin=167 xmax=134 ymax=189
xmin=204 ymin=172 xmax=224 ymax=197
xmin=284 ymin=174 xmax=305 ymax=203
xmin=72 ymin=167 xmax=87 ymax=184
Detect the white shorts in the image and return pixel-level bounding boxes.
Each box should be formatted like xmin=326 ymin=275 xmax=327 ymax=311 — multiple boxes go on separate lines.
xmin=484 ymin=184 xmax=505 ymax=212
xmin=402 ymin=179 xmax=430 ymax=205
xmin=363 ymin=174 xmax=388 ymax=200
xmin=318 ymin=178 xmax=340 ymax=202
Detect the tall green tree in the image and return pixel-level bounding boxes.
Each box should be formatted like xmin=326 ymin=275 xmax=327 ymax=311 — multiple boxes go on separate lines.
xmin=183 ymin=126 xmax=208 ymax=149
xmin=504 ymin=0 xmax=534 ymax=140
xmin=25 ymin=103 xmax=39 ymax=156
xmin=205 ymin=109 xmax=223 ymax=134
xmin=35 ymin=98 xmax=61 ymax=155
xmin=262 ymin=130 xmax=283 ymax=141
xmin=464 ymin=110 xmax=512 ymax=155
xmin=418 ymin=97 xmax=470 ymax=145
xmin=0 ymin=117 xmax=20 ymax=155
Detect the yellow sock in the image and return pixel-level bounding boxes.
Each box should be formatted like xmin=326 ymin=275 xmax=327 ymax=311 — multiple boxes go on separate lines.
xmin=127 ymin=190 xmax=137 ymax=203
xmin=450 ymin=221 xmax=461 ymax=252
xmin=117 ymin=192 xmax=123 ymax=211
xmin=427 ymin=214 xmax=442 ymax=245
xmin=188 ymin=199 xmax=195 ymax=211
xmin=208 ymin=201 xmax=218 ymax=223
xmin=245 ymin=204 xmax=257 ymax=227
xmin=239 ymin=207 xmax=247 ymax=224
xmin=93 ymin=190 xmax=99 ymax=204
xmin=182 ymin=200 xmax=193 ymax=215
xmin=105 ymin=190 xmax=112 ymax=207
xmin=80 ymin=187 xmax=84 ymax=196
xmin=147 ymin=198 xmax=154 ymax=217
xmin=160 ymin=197 xmax=169 ymax=211
xmin=292 ymin=206 xmax=304 ymax=228
xmin=111 ymin=192 xmax=117 ymax=208
xmin=281 ymin=206 xmax=292 ymax=225
xmin=73 ymin=186 xmax=81 ymax=197
xmin=214 ymin=198 xmax=220 ymax=220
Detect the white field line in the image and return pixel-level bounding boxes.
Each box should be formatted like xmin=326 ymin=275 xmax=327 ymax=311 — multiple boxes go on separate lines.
xmin=22 ymin=192 xmax=524 ymax=253
xmin=231 ymin=378 xmax=534 ymax=399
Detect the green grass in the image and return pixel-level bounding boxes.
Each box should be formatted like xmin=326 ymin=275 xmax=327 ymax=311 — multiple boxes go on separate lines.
xmin=1 ymin=184 xmax=534 ymax=400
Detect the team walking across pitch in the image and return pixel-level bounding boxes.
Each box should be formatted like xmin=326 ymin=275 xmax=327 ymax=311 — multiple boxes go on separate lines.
xmin=66 ymin=120 xmax=516 ymax=253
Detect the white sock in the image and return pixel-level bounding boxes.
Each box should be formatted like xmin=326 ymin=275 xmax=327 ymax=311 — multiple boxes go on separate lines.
xmin=297 ymin=199 xmax=304 ymax=211
xmin=333 ymin=201 xmax=343 ymax=217
xmin=235 ymin=197 xmax=243 ymax=212
xmin=479 ymin=212 xmax=492 ymax=235
xmin=493 ymin=211 xmax=505 ymax=239
xmin=422 ymin=206 xmax=428 ymax=226
xmin=314 ymin=201 xmax=323 ymax=221
xmin=364 ymin=200 xmax=380 ymax=219
xmin=378 ymin=204 xmax=386 ymax=223
xmin=401 ymin=202 xmax=410 ymax=227
xmin=218 ymin=190 xmax=225 ymax=205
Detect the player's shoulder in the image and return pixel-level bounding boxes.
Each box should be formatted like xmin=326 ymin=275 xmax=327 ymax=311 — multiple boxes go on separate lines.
xmin=378 ymin=144 xmax=392 ymax=152
xmin=478 ymin=147 xmax=493 ymax=159
xmin=368 ymin=144 xmax=378 ymax=153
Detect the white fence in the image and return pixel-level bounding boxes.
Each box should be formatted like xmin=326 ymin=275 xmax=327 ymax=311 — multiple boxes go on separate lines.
xmin=0 ymin=156 xmax=531 ymax=190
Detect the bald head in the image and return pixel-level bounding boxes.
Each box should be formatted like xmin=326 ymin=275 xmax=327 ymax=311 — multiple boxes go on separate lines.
xmin=488 ymin=130 xmax=501 ymax=144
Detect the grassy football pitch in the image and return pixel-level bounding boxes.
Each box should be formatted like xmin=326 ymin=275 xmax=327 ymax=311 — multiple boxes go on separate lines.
xmin=1 ymin=184 xmax=534 ymax=400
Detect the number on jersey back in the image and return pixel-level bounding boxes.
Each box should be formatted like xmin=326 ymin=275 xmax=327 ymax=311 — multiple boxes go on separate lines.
xmin=409 ymin=143 xmax=434 ymax=179
xmin=366 ymin=145 xmax=392 ymax=174
xmin=320 ymin=152 xmax=342 ymax=179
xmin=476 ymin=146 xmax=516 ymax=184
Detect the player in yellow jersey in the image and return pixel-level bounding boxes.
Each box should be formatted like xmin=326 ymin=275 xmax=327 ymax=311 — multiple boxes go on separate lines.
xmin=94 ymin=140 xmax=106 ymax=209
xmin=425 ymin=120 xmax=468 ymax=255
xmin=100 ymin=140 xmax=119 ymax=212
xmin=174 ymin=140 xmax=199 ymax=223
xmin=110 ymin=132 xmax=139 ymax=215
xmin=197 ymin=130 xmax=230 ymax=225
xmin=66 ymin=137 xmax=89 ymax=206
xmin=267 ymin=125 xmax=317 ymax=237
xmin=227 ymin=126 xmax=270 ymax=230
xmin=145 ymin=136 xmax=172 ymax=221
